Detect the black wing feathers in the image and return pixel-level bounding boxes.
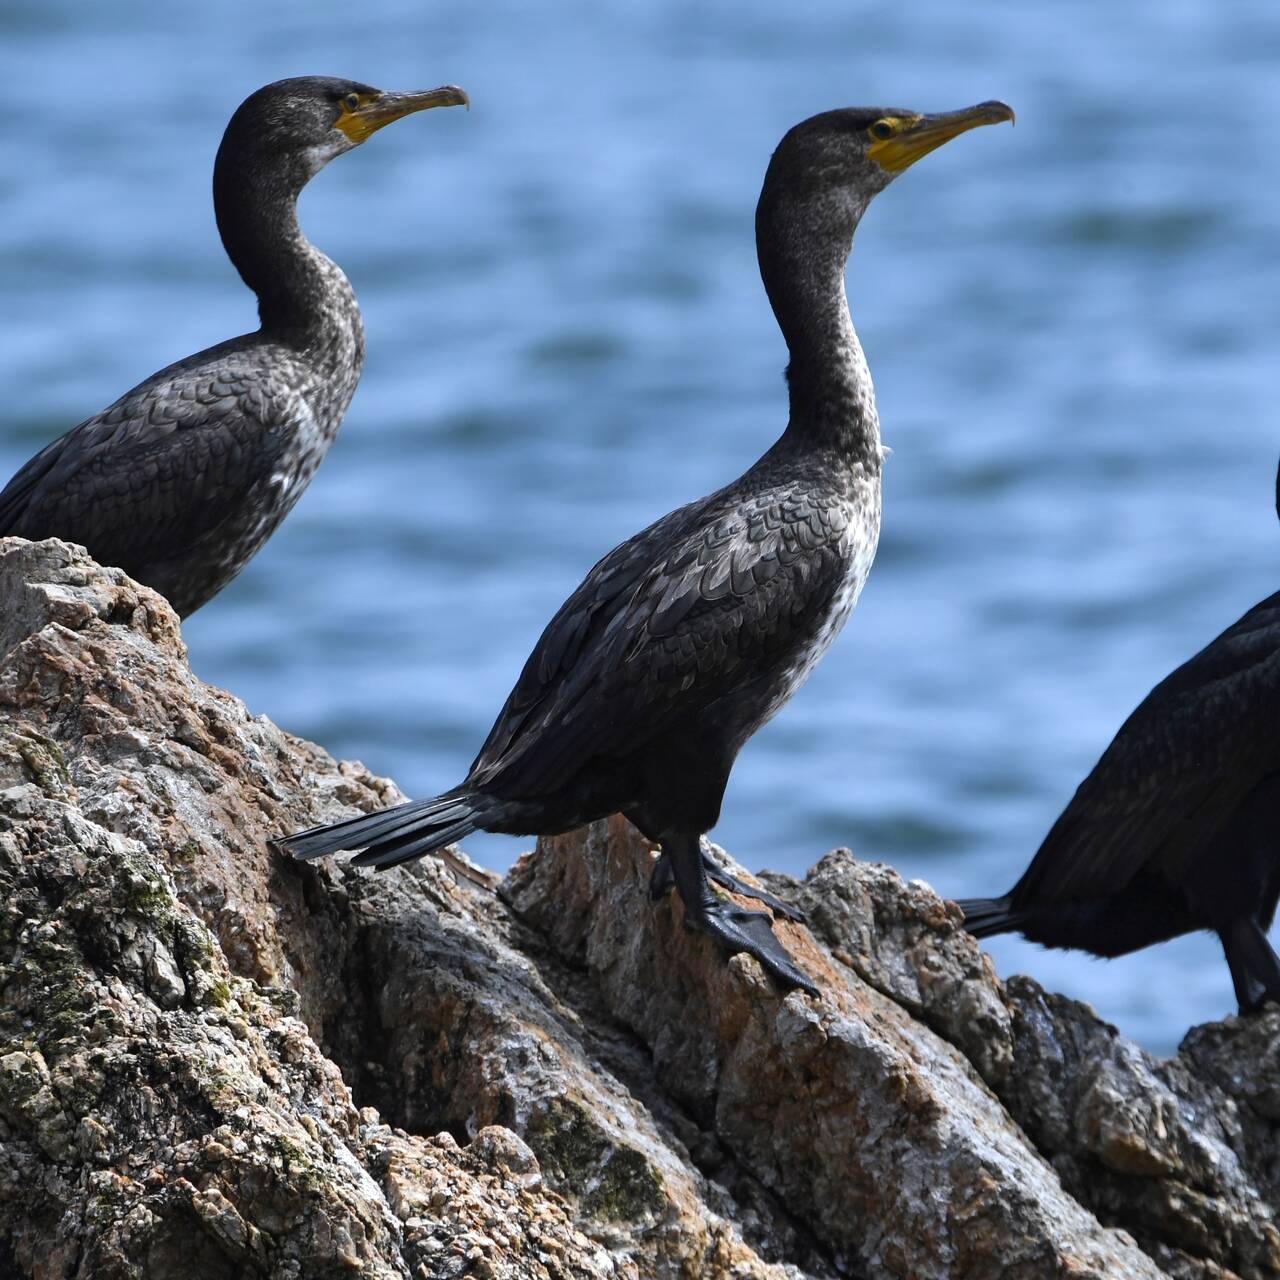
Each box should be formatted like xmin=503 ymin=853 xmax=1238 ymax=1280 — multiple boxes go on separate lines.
xmin=0 ymin=340 xmax=297 ymax=574
xmin=467 ymin=482 xmax=853 ymax=797
xmin=1012 ymin=593 xmax=1280 ymax=905
xmin=0 ymin=437 xmax=66 ymax=535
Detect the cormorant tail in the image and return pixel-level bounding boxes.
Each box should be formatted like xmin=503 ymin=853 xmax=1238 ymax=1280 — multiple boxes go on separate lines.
xmin=276 ymin=789 xmax=501 ymax=877
xmin=955 ymin=895 xmax=1024 ymax=939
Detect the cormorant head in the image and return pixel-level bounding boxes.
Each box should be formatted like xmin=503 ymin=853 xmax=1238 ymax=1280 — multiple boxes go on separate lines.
xmin=760 ymin=101 xmax=1014 ymax=241
xmin=219 ymin=76 xmax=469 ymax=190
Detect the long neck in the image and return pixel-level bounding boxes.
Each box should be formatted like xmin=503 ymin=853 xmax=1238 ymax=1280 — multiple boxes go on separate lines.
xmin=212 ymin=148 xmax=360 ymax=352
xmin=757 ymin=193 xmax=880 ymax=463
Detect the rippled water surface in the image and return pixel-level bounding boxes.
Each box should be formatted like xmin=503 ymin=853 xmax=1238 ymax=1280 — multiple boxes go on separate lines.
xmin=3 ymin=1 xmax=1278 ymax=1052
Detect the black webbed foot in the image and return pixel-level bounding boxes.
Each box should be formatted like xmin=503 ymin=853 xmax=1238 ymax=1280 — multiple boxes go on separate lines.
xmin=648 ymin=848 xmax=805 ymax=922
xmin=655 ymin=830 xmax=818 ymax=995
xmin=687 ymin=900 xmax=819 ymax=996
xmin=706 ymin=864 xmax=805 ymax=922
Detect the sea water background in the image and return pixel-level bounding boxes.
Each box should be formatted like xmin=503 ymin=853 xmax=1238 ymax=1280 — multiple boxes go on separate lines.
xmin=1 ymin=1 xmax=1277 ymax=1053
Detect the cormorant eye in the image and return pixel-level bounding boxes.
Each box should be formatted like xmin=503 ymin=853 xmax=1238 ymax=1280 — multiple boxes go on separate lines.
xmin=870 ymin=120 xmax=895 ymax=141
xmin=342 ymin=93 xmax=361 ymax=112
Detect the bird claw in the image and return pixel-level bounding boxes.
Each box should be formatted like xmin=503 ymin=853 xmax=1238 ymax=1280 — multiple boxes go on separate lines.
xmin=649 ymin=851 xmax=806 ymax=922
xmin=691 ymin=901 xmax=819 ymax=996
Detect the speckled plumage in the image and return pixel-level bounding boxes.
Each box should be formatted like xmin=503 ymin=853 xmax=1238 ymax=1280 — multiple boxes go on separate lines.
xmin=0 ymin=76 xmax=462 ymax=617
xmin=283 ymin=102 xmax=1014 ymax=995
xmin=463 ymin=441 xmax=881 ymax=814
xmin=0 ymin=278 xmax=362 ymax=618
xmin=960 ymin=471 xmax=1280 ymax=1014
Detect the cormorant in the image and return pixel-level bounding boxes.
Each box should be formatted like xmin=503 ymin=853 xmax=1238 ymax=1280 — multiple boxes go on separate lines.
xmin=0 ymin=76 xmax=468 ymax=618
xmin=959 ymin=461 xmax=1280 ymax=1013
xmin=281 ymin=102 xmax=1015 ymax=995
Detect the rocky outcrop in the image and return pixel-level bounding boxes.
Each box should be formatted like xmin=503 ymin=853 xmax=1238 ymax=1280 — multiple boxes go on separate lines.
xmin=0 ymin=536 xmax=1276 ymax=1279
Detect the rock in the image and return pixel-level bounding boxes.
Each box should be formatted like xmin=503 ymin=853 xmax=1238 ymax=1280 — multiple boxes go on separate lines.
xmin=0 ymin=536 xmax=1276 ymax=1279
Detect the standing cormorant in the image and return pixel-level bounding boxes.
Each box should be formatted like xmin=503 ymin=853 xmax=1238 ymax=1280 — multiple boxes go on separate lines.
xmin=959 ymin=461 xmax=1280 ymax=1014
xmin=0 ymin=76 xmax=468 ymax=618
xmin=281 ymin=102 xmax=1015 ymax=994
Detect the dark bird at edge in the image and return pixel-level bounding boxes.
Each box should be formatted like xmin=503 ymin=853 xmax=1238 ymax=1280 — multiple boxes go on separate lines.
xmin=959 ymin=460 xmax=1280 ymax=1014
xmin=0 ymin=75 xmax=468 ymax=617
xmin=280 ymin=101 xmax=1015 ymax=996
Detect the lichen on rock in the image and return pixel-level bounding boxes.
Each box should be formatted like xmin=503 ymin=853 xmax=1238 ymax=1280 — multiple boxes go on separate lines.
xmin=0 ymin=536 xmax=1276 ymax=1279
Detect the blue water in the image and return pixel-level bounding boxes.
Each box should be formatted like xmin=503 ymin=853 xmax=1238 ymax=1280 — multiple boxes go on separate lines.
xmin=2 ymin=1 xmax=1278 ymax=1054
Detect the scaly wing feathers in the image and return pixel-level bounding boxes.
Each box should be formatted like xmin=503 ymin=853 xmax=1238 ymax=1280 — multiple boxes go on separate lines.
xmin=467 ymin=482 xmax=855 ymax=797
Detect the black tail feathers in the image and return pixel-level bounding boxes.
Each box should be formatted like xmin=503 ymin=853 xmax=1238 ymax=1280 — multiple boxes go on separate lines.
xmin=955 ymin=895 xmax=1023 ymax=939
xmin=276 ymin=789 xmax=499 ymax=874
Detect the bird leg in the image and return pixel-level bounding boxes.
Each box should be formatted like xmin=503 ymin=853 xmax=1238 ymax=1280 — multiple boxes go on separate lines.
xmin=1222 ymin=918 xmax=1280 ymax=1014
xmin=657 ymin=832 xmax=818 ymax=995
xmin=648 ymin=838 xmax=804 ymax=921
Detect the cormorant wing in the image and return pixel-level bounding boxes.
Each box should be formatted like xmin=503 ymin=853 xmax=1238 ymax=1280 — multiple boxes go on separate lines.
xmin=1012 ymin=592 xmax=1280 ymax=904
xmin=0 ymin=340 xmax=301 ymax=575
xmin=0 ymin=436 xmax=66 ymax=536
xmin=467 ymin=480 xmax=856 ymax=796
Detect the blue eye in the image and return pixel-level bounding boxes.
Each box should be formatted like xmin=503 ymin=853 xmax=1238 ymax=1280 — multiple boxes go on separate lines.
xmin=870 ymin=120 xmax=894 ymax=141
xmin=342 ymin=93 xmax=360 ymax=112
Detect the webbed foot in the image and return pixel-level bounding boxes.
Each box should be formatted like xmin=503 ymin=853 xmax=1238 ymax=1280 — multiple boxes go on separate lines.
xmin=649 ymin=848 xmax=805 ymax=922
xmin=687 ymin=900 xmax=819 ymax=996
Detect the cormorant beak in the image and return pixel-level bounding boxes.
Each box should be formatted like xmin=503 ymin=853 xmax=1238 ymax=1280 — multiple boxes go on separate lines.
xmin=868 ymin=101 xmax=1014 ymax=174
xmin=337 ymin=85 xmax=470 ymax=145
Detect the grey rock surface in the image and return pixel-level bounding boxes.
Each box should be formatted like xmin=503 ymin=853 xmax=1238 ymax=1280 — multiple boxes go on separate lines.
xmin=0 ymin=536 xmax=1276 ymax=1278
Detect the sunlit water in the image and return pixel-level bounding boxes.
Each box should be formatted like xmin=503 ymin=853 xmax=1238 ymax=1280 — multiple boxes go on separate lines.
xmin=2 ymin=1 xmax=1278 ymax=1054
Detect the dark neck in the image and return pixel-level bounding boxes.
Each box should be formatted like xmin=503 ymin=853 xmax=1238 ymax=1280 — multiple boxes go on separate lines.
xmin=757 ymin=191 xmax=880 ymax=462
xmin=212 ymin=148 xmax=358 ymax=344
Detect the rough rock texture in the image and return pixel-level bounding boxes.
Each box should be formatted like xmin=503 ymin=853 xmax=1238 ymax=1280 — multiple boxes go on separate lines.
xmin=0 ymin=536 xmax=1277 ymax=1279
